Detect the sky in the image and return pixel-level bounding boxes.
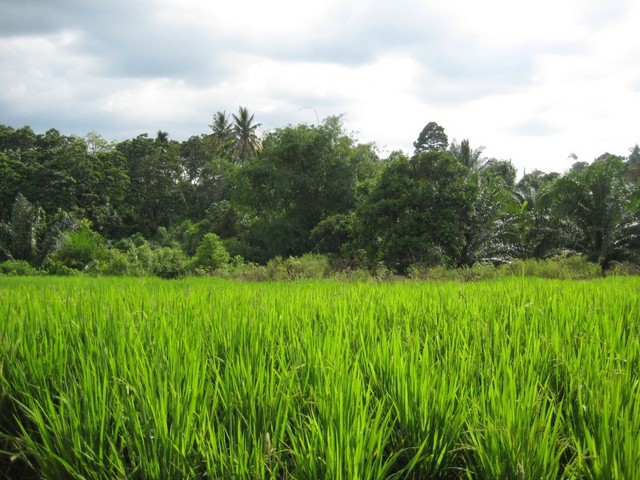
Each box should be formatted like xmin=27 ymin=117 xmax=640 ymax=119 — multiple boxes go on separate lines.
xmin=1 ymin=0 xmax=639 ymax=174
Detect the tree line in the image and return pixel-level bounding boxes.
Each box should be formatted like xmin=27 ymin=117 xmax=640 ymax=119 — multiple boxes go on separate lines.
xmin=1 ymin=108 xmax=640 ymax=277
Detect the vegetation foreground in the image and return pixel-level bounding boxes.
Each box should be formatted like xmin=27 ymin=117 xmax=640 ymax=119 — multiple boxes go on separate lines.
xmin=1 ymin=277 xmax=638 ymax=479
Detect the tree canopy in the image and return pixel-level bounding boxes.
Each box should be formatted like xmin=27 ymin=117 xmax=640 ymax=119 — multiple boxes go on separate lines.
xmin=1 ymin=115 xmax=639 ymax=276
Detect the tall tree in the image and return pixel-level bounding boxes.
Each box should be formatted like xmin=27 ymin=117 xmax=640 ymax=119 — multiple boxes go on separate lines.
xmin=358 ymin=150 xmax=473 ymax=272
xmin=0 ymin=152 xmax=26 ymax=221
xmin=232 ymin=106 xmax=261 ymax=163
xmin=235 ymin=116 xmax=377 ymax=261
xmin=85 ymin=131 xmax=112 ymax=155
xmin=624 ymin=144 xmax=640 ymax=184
xmin=480 ymin=159 xmax=517 ymax=188
xmin=0 ymin=194 xmax=44 ymax=263
xmin=0 ymin=126 xmax=35 ymax=220
xmin=553 ymin=155 xmax=640 ymax=270
xmin=449 ymin=139 xmax=485 ymax=177
xmin=456 ymin=171 xmax=518 ymax=267
xmin=509 ymin=170 xmax=564 ymax=259
xmin=413 ymin=121 xmax=448 ymax=155
xmin=116 ymin=133 xmax=185 ymax=235
xmin=209 ymin=111 xmax=235 ymax=159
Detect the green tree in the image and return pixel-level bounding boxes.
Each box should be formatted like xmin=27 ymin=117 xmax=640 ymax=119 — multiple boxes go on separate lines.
xmin=232 ymin=107 xmax=261 ymax=163
xmin=440 ymin=143 xmax=518 ymax=266
xmin=311 ymin=213 xmax=357 ymax=256
xmin=0 ymin=194 xmax=44 ymax=263
xmin=87 ymin=149 xmax=130 ymax=235
xmin=480 ymin=159 xmax=517 ymax=188
xmin=624 ymin=144 xmax=640 ymax=184
xmin=180 ymin=135 xmax=210 ymax=184
xmin=151 ymin=247 xmax=190 ymax=278
xmin=509 ymin=169 xmax=563 ymax=259
xmin=553 ymin=155 xmax=640 ymax=270
xmin=192 ymin=233 xmax=231 ymax=272
xmin=0 ymin=126 xmax=128 ymax=232
xmin=413 ymin=121 xmax=448 ymax=155
xmin=116 ymin=132 xmax=185 ymax=235
xmin=23 ymin=129 xmax=80 ymax=213
xmin=209 ymin=111 xmax=235 ymax=160
xmin=51 ymin=221 xmax=107 ymax=272
xmin=449 ymin=139 xmax=485 ymax=177
xmin=85 ymin=131 xmax=112 ymax=155
xmin=0 ymin=152 xmax=26 ymax=221
xmin=235 ymin=116 xmax=377 ymax=261
xmin=358 ymin=151 xmax=473 ymax=273
xmin=456 ymin=173 xmax=518 ymax=266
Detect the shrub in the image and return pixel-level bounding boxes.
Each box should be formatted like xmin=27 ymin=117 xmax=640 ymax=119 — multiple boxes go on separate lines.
xmin=606 ymin=262 xmax=639 ymax=277
xmin=192 ymin=233 xmax=230 ymax=273
xmin=406 ymin=256 xmax=600 ymax=282
xmin=499 ymin=255 xmax=600 ymax=280
xmin=264 ymin=254 xmax=331 ymax=280
xmin=50 ymin=225 xmax=107 ymax=272
xmin=0 ymin=260 xmax=39 ymax=276
xmin=101 ymin=249 xmax=148 ymax=277
xmin=151 ymin=247 xmax=189 ymax=279
xmin=45 ymin=260 xmax=83 ymax=276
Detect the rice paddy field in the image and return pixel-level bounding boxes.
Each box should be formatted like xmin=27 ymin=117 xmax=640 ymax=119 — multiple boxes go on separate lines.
xmin=0 ymin=276 xmax=638 ymax=479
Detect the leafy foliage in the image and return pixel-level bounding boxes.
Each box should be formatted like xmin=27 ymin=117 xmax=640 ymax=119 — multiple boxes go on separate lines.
xmin=1 ymin=117 xmax=639 ymax=277
xmin=0 ymin=259 xmax=39 ymax=276
xmin=413 ymin=121 xmax=448 ymax=154
xmin=232 ymin=106 xmax=261 ymax=163
xmin=553 ymin=155 xmax=640 ymax=269
xmin=359 ymin=151 xmax=473 ymax=272
xmin=0 ymin=194 xmax=44 ymax=263
xmin=192 ymin=233 xmax=230 ymax=272
xmin=151 ymin=247 xmax=190 ymax=278
xmin=235 ymin=116 xmax=378 ymax=261
xmin=50 ymin=221 xmax=107 ymax=272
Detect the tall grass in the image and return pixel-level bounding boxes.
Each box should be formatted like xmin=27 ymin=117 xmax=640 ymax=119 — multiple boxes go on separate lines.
xmin=0 ymin=276 xmax=638 ymax=478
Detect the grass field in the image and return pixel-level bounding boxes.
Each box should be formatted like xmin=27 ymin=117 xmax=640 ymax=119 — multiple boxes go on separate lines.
xmin=1 ymin=276 xmax=638 ymax=479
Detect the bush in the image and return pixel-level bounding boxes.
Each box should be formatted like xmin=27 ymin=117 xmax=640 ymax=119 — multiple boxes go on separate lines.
xmin=51 ymin=225 xmax=107 ymax=272
xmin=406 ymin=256 xmax=601 ymax=282
xmin=606 ymin=262 xmax=640 ymax=277
xmin=192 ymin=233 xmax=230 ymax=273
xmin=0 ymin=260 xmax=39 ymax=276
xmin=101 ymin=249 xmax=148 ymax=277
xmin=45 ymin=260 xmax=83 ymax=276
xmin=111 ymin=236 xmax=154 ymax=276
xmin=151 ymin=247 xmax=190 ymax=279
xmin=332 ymin=267 xmax=374 ymax=282
xmin=499 ymin=255 xmax=601 ymax=280
xmin=264 ymin=254 xmax=331 ymax=280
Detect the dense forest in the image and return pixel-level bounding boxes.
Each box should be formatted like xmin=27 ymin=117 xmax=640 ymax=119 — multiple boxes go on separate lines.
xmin=1 ymin=107 xmax=640 ymax=277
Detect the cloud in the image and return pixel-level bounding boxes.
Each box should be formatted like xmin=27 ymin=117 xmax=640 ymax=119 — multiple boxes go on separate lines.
xmin=509 ymin=120 xmax=559 ymax=137
xmin=0 ymin=0 xmax=639 ymax=174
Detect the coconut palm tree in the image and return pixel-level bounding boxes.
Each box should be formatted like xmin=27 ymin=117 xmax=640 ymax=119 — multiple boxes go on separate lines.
xmin=231 ymin=106 xmax=261 ymax=163
xmin=209 ymin=111 xmax=234 ymax=159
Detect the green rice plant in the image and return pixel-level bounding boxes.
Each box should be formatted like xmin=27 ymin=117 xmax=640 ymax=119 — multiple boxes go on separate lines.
xmin=0 ymin=276 xmax=638 ymax=479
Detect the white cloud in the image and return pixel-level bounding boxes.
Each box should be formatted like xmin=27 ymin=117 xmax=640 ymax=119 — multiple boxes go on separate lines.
xmin=1 ymin=0 xmax=639 ymax=174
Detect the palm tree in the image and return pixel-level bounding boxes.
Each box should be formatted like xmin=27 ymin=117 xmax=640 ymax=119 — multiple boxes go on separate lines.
xmin=449 ymin=139 xmax=485 ymax=179
xmin=209 ymin=111 xmax=234 ymax=159
xmin=232 ymin=106 xmax=261 ymax=163
xmin=553 ymin=155 xmax=640 ymax=270
xmin=510 ymin=170 xmax=563 ymax=259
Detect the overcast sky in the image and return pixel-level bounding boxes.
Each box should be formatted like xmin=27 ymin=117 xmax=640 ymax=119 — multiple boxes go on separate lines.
xmin=1 ymin=0 xmax=639 ymax=174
